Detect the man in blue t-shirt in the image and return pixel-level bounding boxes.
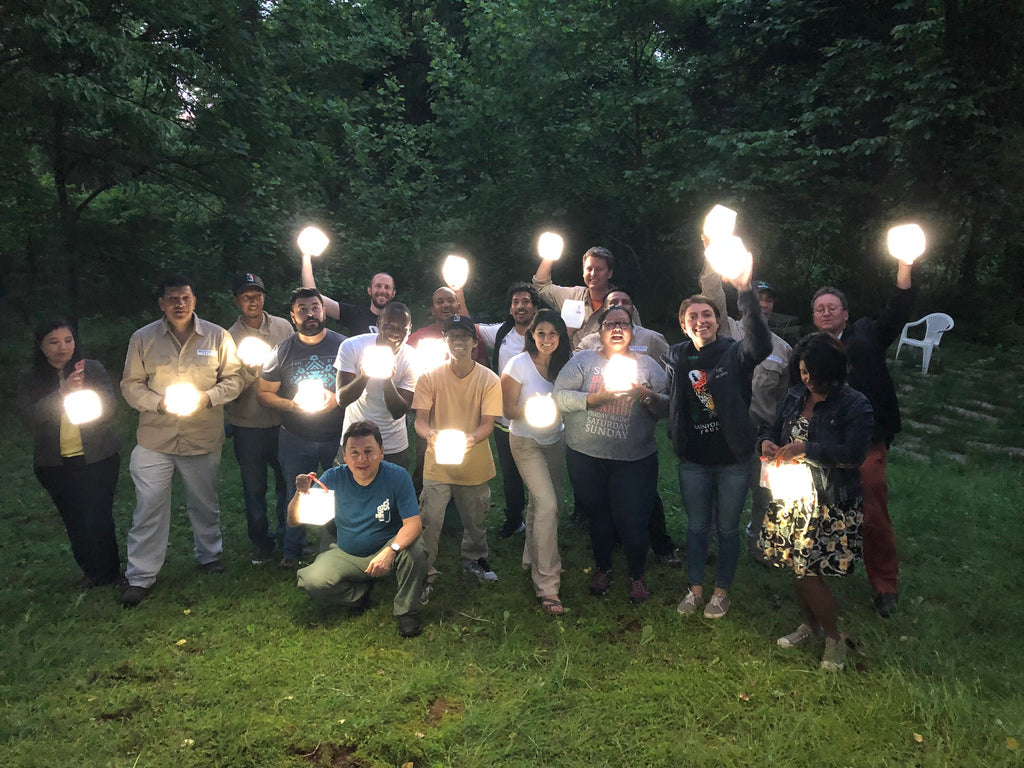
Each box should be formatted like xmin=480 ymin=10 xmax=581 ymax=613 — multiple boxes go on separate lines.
xmin=291 ymin=421 xmax=427 ymax=637
xmin=258 ymin=288 xmax=345 ymax=568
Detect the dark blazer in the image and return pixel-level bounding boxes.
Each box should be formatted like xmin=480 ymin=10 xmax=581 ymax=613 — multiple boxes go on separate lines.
xmin=18 ymin=359 xmax=121 ymax=467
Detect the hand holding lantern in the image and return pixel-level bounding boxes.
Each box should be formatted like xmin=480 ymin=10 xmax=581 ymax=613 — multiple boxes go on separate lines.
xmin=64 ymin=390 xmax=102 ymax=425
xmin=702 ymin=205 xmax=737 ymax=241
xmin=415 ymin=338 xmax=449 ymax=374
xmin=603 ymin=354 xmax=638 ymax=393
xmin=433 ymin=429 xmax=467 ymax=464
xmin=537 ymin=232 xmax=564 ymax=261
xmin=237 ymin=337 xmax=272 ymax=368
xmin=164 ymin=383 xmax=202 ymax=416
xmin=524 ymin=394 xmax=558 ymax=428
xmin=297 ymin=227 xmax=330 ymax=258
xmin=293 ymin=379 xmax=331 ymax=413
xmin=887 ymin=224 xmax=926 ymax=264
xmin=442 ymin=254 xmax=469 ymax=291
xmin=361 ymin=345 xmax=396 ymax=379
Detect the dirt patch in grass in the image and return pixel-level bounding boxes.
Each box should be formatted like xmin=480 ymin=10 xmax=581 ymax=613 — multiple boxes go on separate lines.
xmin=293 ymin=742 xmax=364 ymax=767
xmin=425 ymin=697 xmax=462 ymax=725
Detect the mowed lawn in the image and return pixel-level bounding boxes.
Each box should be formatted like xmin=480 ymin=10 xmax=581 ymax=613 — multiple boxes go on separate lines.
xmin=1 ymin=336 xmax=1022 ymax=768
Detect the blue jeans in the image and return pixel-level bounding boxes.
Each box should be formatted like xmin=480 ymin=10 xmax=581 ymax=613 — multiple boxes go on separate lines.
xmin=279 ymin=427 xmax=341 ymax=559
xmin=567 ymin=448 xmax=658 ymax=579
xmin=678 ymin=460 xmax=750 ymax=590
xmin=232 ymin=426 xmax=286 ymax=553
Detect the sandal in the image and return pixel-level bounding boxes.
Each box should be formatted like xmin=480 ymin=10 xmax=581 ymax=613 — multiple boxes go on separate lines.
xmin=539 ymin=595 xmax=564 ymax=615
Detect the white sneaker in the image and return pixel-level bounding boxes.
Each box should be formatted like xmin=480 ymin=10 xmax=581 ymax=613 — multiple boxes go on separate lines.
xmin=777 ymin=623 xmax=820 ymax=648
xmin=821 ymin=636 xmax=847 ymax=671
xmin=463 ymin=558 xmax=498 ymax=582
xmin=676 ymin=590 xmax=703 ymax=615
xmin=703 ymin=594 xmax=731 ymax=619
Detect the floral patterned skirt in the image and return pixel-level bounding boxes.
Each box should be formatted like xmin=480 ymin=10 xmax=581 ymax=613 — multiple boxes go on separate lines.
xmin=757 ymin=495 xmax=863 ymax=577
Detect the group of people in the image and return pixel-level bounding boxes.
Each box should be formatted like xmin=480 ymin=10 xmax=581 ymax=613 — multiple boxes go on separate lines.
xmin=18 ymin=237 xmax=917 ymax=668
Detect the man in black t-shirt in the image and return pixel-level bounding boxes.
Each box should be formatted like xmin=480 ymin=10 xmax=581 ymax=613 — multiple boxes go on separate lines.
xmin=300 ymin=249 xmax=396 ymax=336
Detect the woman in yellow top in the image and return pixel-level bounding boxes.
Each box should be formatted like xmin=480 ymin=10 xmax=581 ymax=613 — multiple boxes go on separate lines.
xmin=17 ymin=318 xmax=122 ymax=588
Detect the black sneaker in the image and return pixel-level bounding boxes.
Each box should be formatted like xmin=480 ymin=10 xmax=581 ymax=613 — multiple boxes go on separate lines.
xmin=497 ymin=519 xmax=525 ymax=539
xmin=120 ymin=585 xmax=149 ymax=607
xmin=463 ymin=558 xmax=498 ymax=582
xmin=588 ymin=568 xmax=613 ymax=596
xmin=198 ymin=558 xmax=225 ymax=574
xmin=874 ymin=592 xmax=898 ymax=618
xmin=396 ymin=612 xmax=422 ymax=638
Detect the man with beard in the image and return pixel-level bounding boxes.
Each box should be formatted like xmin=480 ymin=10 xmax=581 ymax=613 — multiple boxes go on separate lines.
xmin=300 ymin=251 xmax=396 ymax=336
xmin=258 ymin=288 xmax=345 ymax=568
xmin=533 ymin=246 xmax=641 ymax=348
xmin=119 ymin=274 xmax=245 ymax=606
xmin=227 ymin=273 xmax=294 ymax=565
xmin=456 ymin=282 xmax=540 ymax=539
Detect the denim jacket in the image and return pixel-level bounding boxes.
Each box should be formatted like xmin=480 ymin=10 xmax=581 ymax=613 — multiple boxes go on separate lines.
xmin=761 ymin=383 xmax=873 ymax=506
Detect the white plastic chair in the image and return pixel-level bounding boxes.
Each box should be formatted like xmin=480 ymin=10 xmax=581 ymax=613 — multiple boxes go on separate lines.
xmin=895 ymin=313 xmax=954 ymax=373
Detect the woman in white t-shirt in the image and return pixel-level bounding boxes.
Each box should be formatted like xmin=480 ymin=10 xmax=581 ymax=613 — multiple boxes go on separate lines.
xmin=500 ymin=308 xmax=572 ymax=615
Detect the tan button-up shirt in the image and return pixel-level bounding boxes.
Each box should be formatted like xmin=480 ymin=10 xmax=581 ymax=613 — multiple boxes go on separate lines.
xmin=227 ymin=312 xmax=294 ymax=428
xmin=122 ymin=315 xmax=244 ymax=455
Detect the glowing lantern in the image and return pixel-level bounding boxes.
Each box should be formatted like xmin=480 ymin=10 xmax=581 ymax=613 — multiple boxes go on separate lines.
xmin=237 ymin=337 xmax=272 ymax=367
xmin=297 ymin=226 xmax=329 ymax=257
xmin=415 ymin=338 xmax=449 ymax=374
xmin=703 ymin=205 xmax=737 ymax=241
xmin=442 ymin=254 xmax=469 ymax=291
xmin=524 ymin=394 xmax=558 ymax=428
xmin=294 ymin=379 xmax=330 ymax=413
xmin=704 ymin=235 xmax=751 ymax=281
xmin=561 ymin=299 xmax=585 ymax=329
xmin=64 ymin=390 xmax=102 ymax=425
xmin=434 ymin=429 xmax=467 ymax=464
xmin=296 ymin=487 xmax=335 ymax=525
xmin=164 ymin=383 xmax=202 ymax=416
xmin=887 ymin=224 xmax=926 ymax=264
xmin=361 ymin=345 xmax=396 ymax=379
xmin=538 ymin=232 xmax=564 ymax=261
xmin=603 ymin=354 xmax=638 ymax=393
xmin=765 ymin=462 xmax=816 ymax=504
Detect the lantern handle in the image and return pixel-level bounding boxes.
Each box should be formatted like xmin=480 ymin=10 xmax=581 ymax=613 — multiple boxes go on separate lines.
xmin=307 ymin=472 xmax=330 ymax=492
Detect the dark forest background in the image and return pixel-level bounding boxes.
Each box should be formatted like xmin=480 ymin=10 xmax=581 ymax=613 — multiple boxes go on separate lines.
xmin=3 ymin=0 xmax=1022 ymax=340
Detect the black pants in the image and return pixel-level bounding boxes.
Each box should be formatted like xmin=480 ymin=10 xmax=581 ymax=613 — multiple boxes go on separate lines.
xmin=35 ymin=453 xmax=122 ymax=583
xmin=493 ymin=425 xmax=525 ymax=526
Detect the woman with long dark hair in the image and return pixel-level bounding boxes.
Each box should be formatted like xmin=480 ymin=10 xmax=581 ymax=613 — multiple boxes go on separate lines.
xmin=758 ymin=333 xmax=873 ymax=670
xmin=17 ymin=318 xmax=122 ymax=587
xmin=501 ymin=309 xmax=572 ymax=614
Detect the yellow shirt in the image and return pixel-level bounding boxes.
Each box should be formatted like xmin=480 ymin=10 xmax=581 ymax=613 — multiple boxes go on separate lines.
xmin=58 ymin=411 xmax=85 ymax=458
xmin=121 ymin=315 xmax=244 ymax=455
xmin=413 ymin=363 xmax=503 ymax=486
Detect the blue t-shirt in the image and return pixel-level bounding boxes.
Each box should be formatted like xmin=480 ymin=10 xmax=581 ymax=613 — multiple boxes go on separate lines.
xmin=318 ymin=461 xmax=419 ymax=557
xmin=262 ymin=330 xmax=345 ymax=441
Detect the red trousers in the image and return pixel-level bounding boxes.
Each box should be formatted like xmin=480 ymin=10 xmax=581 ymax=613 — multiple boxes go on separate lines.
xmin=859 ymin=440 xmax=900 ymax=594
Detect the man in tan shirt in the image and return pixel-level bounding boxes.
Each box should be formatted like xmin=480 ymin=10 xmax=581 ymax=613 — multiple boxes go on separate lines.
xmin=119 ymin=274 xmax=244 ymax=606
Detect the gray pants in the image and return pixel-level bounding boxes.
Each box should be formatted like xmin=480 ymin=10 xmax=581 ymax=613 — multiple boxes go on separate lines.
xmin=419 ymin=480 xmax=491 ymax=583
xmin=297 ymin=539 xmax=428 ymax=616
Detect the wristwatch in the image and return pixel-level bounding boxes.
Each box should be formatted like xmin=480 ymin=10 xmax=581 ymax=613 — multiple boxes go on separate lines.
xmin=390 ymin=542 xmax=401 ymax=553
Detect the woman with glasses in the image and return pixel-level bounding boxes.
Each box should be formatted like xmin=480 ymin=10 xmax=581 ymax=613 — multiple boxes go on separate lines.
xmin=501 ymin=309 xmax=573 ymax=614
xmin=553 ymin=305 xmax=668 ymax=603
xmin=668 ymin=259 xmax=770 ymax=619
xmin=17 ymin=317 xmax=122 ymax=588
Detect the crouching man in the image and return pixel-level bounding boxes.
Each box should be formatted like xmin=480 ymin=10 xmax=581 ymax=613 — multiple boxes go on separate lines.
xmin=290 ymin=420 xmax=427 ymax=637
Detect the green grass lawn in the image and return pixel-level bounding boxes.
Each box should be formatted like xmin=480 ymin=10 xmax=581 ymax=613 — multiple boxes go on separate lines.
xmin=2 ymin=338 xmax=1023 ymax=767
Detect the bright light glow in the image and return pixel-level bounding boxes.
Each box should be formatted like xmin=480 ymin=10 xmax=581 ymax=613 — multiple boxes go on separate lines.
xmin=704 ymin=235 xmax=752 ymax=281
xmin=237 ymin=337 xmax=272 ymax=367
xmin=703 ymin=205 xmax=737 ymax=241
xmin=603 ymin=354 xmax=638 ymax=393
xmin=887 ymin=224 xmax=926 ymax=264
xmin=164 ymin=383 xmax=202 ymax=416
xmin=361 ymin=345 xmax=396 ymax=379
xmin=64 ymin=390 xmax=102 ymax=425
xmin=524 ymin=394 xmax=558 ymax=428
xmin=296 ymin=488 xmax=335 ymax=525
xmin=434 ymin=429 xmax=467 ymax=464
xmin=561 ymin=299 xmax=585 ymax=329
xmin=293 ymin=379 xmax=330 ymax=413
xmin=415 ymin=338 xmax=449 ymax=374
xmin=538 ymin=232 xmax=564 ymax=261
xmin=297 ymin=226 xmax=329 ymax=257
xmin=442 ymin=254 xmax=469 ymax=291
xmin=765 ymin=462 xmax=816 ymax=504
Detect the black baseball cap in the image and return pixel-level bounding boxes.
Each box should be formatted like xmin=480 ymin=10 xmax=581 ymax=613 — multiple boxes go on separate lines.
xmin=755 ymin=280 xmax=776 ymax=297
xmin=233 ymin=273 xmax=266 ymax=295
xmin=443 ymin=314 xmax=478 ymax=338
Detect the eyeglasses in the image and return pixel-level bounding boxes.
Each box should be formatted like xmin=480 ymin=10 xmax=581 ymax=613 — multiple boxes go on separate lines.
xmin=601 ymin=321 xmax=631 ymax=330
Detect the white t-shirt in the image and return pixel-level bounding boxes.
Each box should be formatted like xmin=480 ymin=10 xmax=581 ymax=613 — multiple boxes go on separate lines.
xmin=502 ymin=352 xmax=564 ymax=445
xmin=478 ymin=323 xmax=526 ymax=427
xmin=334 ymin=333 xmax=418 ymax=454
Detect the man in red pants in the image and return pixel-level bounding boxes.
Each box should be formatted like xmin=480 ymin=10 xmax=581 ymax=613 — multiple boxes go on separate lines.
xmin=811 ymin=259 xmax=917 ymax=617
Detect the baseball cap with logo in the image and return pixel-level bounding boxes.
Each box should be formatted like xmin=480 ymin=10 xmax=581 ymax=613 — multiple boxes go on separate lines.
xmin=443 ymin=314 xmax=478 ymax=339
xmin=233 ymin=273 xmax=266 ymax=295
